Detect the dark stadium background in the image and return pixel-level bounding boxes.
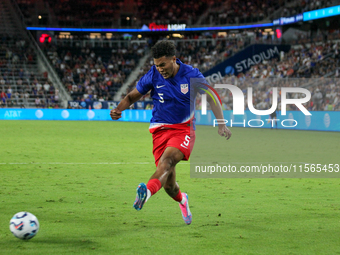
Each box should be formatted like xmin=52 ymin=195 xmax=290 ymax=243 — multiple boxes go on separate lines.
xmin=0 ymin=0 xmax=339 ymax=112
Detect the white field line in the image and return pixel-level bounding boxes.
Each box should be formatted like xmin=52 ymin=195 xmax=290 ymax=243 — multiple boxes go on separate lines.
xmin=0 ymin=162 xmax=312 ymax=165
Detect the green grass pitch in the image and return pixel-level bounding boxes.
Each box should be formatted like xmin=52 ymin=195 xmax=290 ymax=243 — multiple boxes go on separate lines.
xmin=0 ymin=120 xmax=339 ymax=254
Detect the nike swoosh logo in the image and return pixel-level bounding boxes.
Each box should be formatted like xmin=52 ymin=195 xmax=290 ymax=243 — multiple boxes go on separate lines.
xmin=156 ymin=85 xmax=165 ymax=88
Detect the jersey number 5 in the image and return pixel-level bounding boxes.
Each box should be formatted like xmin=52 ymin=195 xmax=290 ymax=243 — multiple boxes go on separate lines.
xmin=158 ymin=93 xmax=164 ymax=103
xmin=180 ymin=135 xmax=190 ymax=149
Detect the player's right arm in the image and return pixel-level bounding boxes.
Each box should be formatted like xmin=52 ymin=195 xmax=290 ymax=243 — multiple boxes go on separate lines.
xmin=111 ymin=68 xmax=154 ymax=120
xmin=110 ymin=88 xmax=143 ymax=120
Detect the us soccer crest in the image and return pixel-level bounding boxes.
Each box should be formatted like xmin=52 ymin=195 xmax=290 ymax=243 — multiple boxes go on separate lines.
xmin=180 ymin=84 xmax=188 ymax=94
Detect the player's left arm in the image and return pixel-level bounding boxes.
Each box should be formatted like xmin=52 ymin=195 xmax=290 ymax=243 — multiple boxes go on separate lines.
xmin=206 ymin=89 xmax=232 ymax=140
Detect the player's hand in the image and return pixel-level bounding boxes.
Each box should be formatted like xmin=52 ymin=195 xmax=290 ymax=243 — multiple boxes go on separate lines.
xmin=110 ymin=108 xmax=122 ymax=120
xmin=218 ymin=125 xmax=232 ymax=140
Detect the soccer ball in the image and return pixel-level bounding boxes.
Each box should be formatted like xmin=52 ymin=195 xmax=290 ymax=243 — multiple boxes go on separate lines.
xmin=9 ymin=212 xmax=39 ymax=240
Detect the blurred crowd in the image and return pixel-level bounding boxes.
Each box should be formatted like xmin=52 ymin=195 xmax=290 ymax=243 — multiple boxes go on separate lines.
xmin=281 ymin=0 xmax=340 ymax=17
xmin=210 ymin=76 xmax=340 ymax=112
xmin=51 ymin=34 xmax=340 ymax=112
xmin=46 ymin=42 xmax=147 ymax=102
xmin=201 ymin=0 xmax=284 ymax=25
xmin=0 ymin=35 xmax=59 ymax=108
xmin=2 ymin=0 xmax=340 ymax=110
xmin=17 ymin=0 xmax=122 ymax=27
xmin=137 ymin=0 xmax=208 ymax=25
xmin=246 ymin=41 xmax=339 ymax=79
xmin=41 ymin=34 xmax=250 ymax=104
xmin=207 ymin=40 xmax=340 ymax=112
xmin=19 ymin=0 xmax=339 ymax=28
xmin=45 ymin=0 xmax=123 ymax=27
xmin=1 ymin=31 xmax=339 ymax=111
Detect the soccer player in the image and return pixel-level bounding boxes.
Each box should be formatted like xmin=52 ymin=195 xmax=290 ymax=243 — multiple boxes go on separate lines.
xmin=110 ymin=40 xmax=231 ymax=225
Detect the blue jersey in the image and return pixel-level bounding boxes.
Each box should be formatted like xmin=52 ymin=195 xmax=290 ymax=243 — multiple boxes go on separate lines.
xmin=136 ymin=59 xmax=205 ymax=130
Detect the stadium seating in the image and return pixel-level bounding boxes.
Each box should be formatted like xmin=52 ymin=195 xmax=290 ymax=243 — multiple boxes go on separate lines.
xmin=8 ymin=0 xmax=340 ymax=111
xmin=137 ymin=0 xmax=208 ymax=25
xmin=280 ymin=0 xmax=339 ymax=17
xmin=50 ymin=33 xmax=339 ymax=112
xmin=212 ymin=39 xmax=340 ymax=112
xmin=16 ymin=0 xmax=34 ymax=26
xmin=45 ymin=0 xmax=122 ymax=28
xmin=0 ymin=35 xmax=57 ymax=108
xmin=40 ymin=0 xmax=208 ymax=27
xmin=23 ymin=0 xmax=333 ymax=27
xmin=45 ymin=40 xmax=147 ymax=101
xmin=198 ymin=0 xmax=284 ymax=26
xmin=14 ymin=0 xmax=340 ymax=33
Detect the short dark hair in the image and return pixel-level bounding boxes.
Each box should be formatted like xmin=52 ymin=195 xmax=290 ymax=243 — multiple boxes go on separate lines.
xmin=151 ymin=40 xmax=176 ymax=59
